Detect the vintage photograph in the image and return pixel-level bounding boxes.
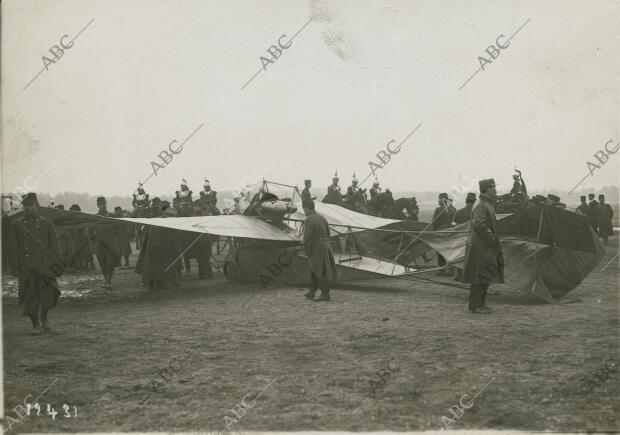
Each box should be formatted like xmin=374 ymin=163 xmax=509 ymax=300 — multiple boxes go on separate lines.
xmin=1 ymin=0 xmax=619 ymax=433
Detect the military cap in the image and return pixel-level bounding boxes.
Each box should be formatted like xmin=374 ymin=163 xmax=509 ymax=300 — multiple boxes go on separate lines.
xmin=547 ymin=194 xmax=560 ymax=202
xmin=588 ymin=193 xmax=595 ymax=199
xmin=55 ymin=204 xmax=65 ymax=210
xmin=114 ymin=206 xmax=123 ymax=212
xmin=304 ymin=179 xmax=311 ymax=185
xmin=21 ymin=192 xmax=39 ymax=205
xmin=96 ymin=196 xmax=106 ymax=204
xmin=478 ymin=178 xmax=496 ymax=192
xmin=598 ymin=194 xmax=605 ymax=199
xmin=439 ymin=192 xmax=448 ymax=200
xmin=580 ymin=195 xmax=586 ymax=200
xmin=466 ymin=192 xmax=477 ymax=202
xmin=302 ymin=198 xmax=315 ymax=209
xmin=532 ymin=195 xmax=547 ymax=202
xmin=69 ymin=204 xmax=81 ymax=212
xmin=151 ymin=197 xmax=161 ymax=204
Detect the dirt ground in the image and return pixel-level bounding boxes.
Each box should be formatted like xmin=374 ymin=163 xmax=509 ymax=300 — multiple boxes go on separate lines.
xmin=2 ymin=238 xmax=619 ymax=433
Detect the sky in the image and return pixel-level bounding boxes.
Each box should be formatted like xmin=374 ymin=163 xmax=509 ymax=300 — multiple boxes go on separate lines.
xmin=2 ymin=0 xmax=619 ymax=199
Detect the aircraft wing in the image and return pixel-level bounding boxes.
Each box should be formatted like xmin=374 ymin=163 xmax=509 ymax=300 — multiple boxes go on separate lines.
xmin=287 ymin=202 xmax=401 ymax=234
xmin=124 ymin=215 xmax=299 ymax=241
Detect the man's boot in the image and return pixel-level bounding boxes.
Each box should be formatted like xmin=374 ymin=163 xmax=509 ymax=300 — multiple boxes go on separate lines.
xmin=314 ymin=292 xmax=331 ymax=302
xmin=29 ymin=315 xmax=42 ymax=335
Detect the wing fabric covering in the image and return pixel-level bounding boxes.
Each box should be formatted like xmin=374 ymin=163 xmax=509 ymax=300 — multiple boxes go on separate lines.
xmin=11 ymin=203 xmax=603 ymax=301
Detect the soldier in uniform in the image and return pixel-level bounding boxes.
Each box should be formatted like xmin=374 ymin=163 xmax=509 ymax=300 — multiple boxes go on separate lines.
xmin=7 ymin=193 xmax=61 ymax=333
xmin=576 ymin=196 xmax=589 ymax=215
xmin=453 ymin=193 xmax=477 ymax=281
xmin=302 ymin=199 xmax=337 ymax=302
xmin=432 ymin=193 xmax=452 ymax=276
xmin=346 ymin=173 xmax=360 ymax=198
xmin=369 ymin=178 xmax=382 ymax=200
xmin=455 ymin=193 xmax=476 ymax=225
xmin=174 ymin=179 xmax=193 ymax=210
xmin=301 ymin=179 xmax=315 ymax=202
xmin=132 ymin=183 xmax=150 ymax=215
xmin=90 ymin=197 xmax=121 ymax=288
xmin=199 ymin=178 xmax=219 ymax=215
xmin=54 ymin=205 xmax=76 ymax=269
xmin=68 ymin=204 xmax=94 ymax=270
xmin=327 ymin=171 xmax=343 ymax=197
xmin=462 ymin=179 xmax=503 ymax=314
xmin=447 ymin=197 xmax=457 ymax=226
xmin=588 ymin=193 xmax=600 ymax=235
xmin=510 ymin=168 xmax=527 ymax=202
xmin=597 ymin=194 xmax=614 ymax=246
xmin=114 ymin=206 xmax=132 ymax=267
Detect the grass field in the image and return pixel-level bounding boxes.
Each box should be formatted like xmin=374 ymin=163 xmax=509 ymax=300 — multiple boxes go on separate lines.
xmin=2 ymin=238 xmax=619 ymax=433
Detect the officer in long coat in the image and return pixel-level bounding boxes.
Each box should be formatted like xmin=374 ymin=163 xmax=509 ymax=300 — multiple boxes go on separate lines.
xmin=8 ymin=193 xmax=61 ymax=333
xmin=302 ymin=199 xmax=337 ymax=302
xmin=453 ymin=192 xmax=476 ymax=281
xmin=461 ymin=179 xmax=504 ymax=314
xmin=597 ymin=194 xmax=614 ymax=246
xmin=90 ymin=196 xmax=121 ymax=288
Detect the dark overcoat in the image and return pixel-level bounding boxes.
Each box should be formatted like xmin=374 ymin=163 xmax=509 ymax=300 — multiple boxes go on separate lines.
xmin=432 ymin=205 xmax=451 ymax=230
xmin=454 ymin=204 xmax=473 ymax=225
xmin=598 ymin=203 xmax=614 ymax=237
xmin=90 ymin=211 xmax=122 ymax=273
xmin=588 ymin=201 xmax=600 ymax=234
xmin=8 ymin=214 xmax=61 ymax=315
xmin=134 ymin=226 xmax=181 ymax=282
xmin=302 ymin=211 xmax=337 ymax=280
xmin=461 ymin=195 xmax=504 ymax=285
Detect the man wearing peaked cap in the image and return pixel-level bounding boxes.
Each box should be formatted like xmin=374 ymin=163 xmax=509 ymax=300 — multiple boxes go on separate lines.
xmin=597 ymin=194 xmax=614 ymax=246
xmin=302 ymin=198 xmax=336 ymax=302
xmin=69 ymin=204 xmax=81 ymax=212
xmin=8 ymin=192 xmax=61 ymax=333
xmin=461 ymin=178 xmax=503 ymax=314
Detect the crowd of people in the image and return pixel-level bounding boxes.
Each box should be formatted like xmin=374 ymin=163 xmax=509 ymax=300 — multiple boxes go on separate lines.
xmin=576 ymin=193 xmax=615 ymax=245
xmin=2 ymin=172 xmax=616 ymax=331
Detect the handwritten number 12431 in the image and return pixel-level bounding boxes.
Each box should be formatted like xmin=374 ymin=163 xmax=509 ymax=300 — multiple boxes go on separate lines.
xmin=26 ymin=403 xmax=78 ymax=419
